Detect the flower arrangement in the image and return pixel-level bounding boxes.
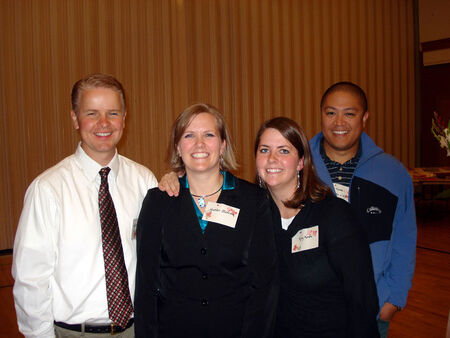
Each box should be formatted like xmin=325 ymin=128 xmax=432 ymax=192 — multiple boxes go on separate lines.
xmin=431 ymin=111 xmax=450 ymax=156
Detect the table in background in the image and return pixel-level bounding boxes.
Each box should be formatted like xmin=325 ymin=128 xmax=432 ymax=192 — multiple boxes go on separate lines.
xmin=408 ymin=167 xmax=450 ymax=212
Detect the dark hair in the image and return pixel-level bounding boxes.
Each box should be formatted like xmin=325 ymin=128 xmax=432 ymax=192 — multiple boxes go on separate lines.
xmin=320 ymin=81 xmax=368 ymax=112
xmin=168 ymin=103 xmax=238 ymax=174
xmin=71 ymin=73 xmax=126 ymax=113
xmin=254 ymin=117 xmax=332 ymax=208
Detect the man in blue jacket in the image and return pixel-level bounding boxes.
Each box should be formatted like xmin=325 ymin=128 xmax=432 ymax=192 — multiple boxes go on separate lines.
xmin=309 ymin=81 xmax=417 ymax=337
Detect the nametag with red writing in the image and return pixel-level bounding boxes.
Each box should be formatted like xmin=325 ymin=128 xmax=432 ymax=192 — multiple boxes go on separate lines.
xmin=291 ymin=225 xmax=319 ymax=253
xmin=202 ymin=202 xmax=240 ymax=228
xmin=333 ymin=183 xmax=349 ymax=202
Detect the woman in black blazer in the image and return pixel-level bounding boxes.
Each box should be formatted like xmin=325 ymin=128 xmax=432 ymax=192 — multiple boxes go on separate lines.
xmin=255 ymin=117 xmax=379 ymax=337
xmin=134 ymin=103 xmax=277 ymax=338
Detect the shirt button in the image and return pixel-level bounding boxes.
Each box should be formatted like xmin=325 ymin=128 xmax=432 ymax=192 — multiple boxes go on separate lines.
xmin=338 ymin=176 xmax=342 ymax=180
xmin=202 ymin=273 xmax=208 ymax=280
xmin=339 ymin=167 xmax=343 ymax=171
xmin=201 ymin=299 xmax=209 ymax=306
xmin=200 ymin=248 xmax=207 ymax=255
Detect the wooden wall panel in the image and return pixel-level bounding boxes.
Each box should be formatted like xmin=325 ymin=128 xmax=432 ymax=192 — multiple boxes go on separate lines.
xmin=0 ymin=0 xmax=416 ymax=250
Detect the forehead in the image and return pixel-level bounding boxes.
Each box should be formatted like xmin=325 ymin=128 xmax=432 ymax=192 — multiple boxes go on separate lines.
xmin=322 ymin=90 xmax=364 ymax=110
xmin=79 ymin=87 xmax=122 ymax=107
xmin=186 ymin=112 xmax=218 ymax=129
xmin=260 ymin=128 xmax=292 ymax=146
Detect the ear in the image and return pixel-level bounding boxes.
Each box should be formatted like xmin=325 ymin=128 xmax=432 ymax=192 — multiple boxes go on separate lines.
xmin=297 ymin=156 xmax=305 ymax=171
xmin=70 ymin=110 xmax=79 ymax=130
xmin=123 ymin=111 xmax=127 ymax=128
xmin=220 ymin=139 xmax=226 ymax=155
xmin=362 ymin=111 xmax=369 ymax=128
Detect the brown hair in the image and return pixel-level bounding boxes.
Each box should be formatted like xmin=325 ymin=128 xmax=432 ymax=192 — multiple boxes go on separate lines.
xmin=320 ymin=81 xmax=368 ymax=112
xmin=71 ymin=73 xmax=126 ymax=113
xmin=254 ymin=117 xmax=332 ymax=208
xmin=168 ymin=103 xmax=238 ymax=174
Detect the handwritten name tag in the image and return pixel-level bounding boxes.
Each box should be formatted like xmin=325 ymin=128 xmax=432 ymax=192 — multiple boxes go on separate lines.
xmin=333 ymin=183 xmax=349 ymax=202
xmin=291 ymin=225 xmax=319 ymax=253
xmin=203 ymin=202 xmax=240 ymax=228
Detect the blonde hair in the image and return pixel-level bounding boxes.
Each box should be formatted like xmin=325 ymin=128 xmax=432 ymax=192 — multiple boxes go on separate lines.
xmin=71 ymin=73 xmax=126 ymax=113
xmin=168 ymin=103 xmax=238 ymax=173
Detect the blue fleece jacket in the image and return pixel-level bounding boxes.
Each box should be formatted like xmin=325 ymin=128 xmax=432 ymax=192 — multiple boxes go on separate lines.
xmin=310 ymin=132 xmax=417 ymax=310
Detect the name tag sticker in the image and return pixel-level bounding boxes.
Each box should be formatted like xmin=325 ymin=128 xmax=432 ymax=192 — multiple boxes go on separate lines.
xmin=333 ymin=183 xmax=349 ymax=202
xmin=203 ymin=202 xmax=240 ymax=228
xmin=292 ymin=225 xmax=319 ymax=253
xmin=132 ymin=218 xmax=138 ymax=239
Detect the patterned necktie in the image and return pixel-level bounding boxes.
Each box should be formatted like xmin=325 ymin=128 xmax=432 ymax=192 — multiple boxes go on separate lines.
xmin=98 ymin=167 xmax=133 ymax=328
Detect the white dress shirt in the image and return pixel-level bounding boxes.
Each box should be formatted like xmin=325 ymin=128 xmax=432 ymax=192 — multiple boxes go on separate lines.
xmin=12 ymin=144 xmax=158 ymax=338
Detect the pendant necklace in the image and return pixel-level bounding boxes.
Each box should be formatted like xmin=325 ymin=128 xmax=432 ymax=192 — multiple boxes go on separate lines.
xmin=191 ymin=186 xmax=223 ymax=208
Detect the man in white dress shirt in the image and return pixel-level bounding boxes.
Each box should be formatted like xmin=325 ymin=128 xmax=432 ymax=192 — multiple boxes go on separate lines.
xmin=12 ymin=73 xmax=158 ymax=337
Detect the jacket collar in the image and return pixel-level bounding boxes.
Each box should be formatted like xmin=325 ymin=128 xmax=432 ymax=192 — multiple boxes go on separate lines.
xmin=310 ymin=131 xmax=383 ymax=168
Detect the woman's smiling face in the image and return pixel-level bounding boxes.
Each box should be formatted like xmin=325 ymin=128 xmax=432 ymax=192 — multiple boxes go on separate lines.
xmin=177 ymin=112 xmax=225 ymax=176
xmin=256 ymin=128 xmax=304 ymax=194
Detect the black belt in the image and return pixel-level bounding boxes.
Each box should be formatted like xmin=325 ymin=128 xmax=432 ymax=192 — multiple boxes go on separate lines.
xmin=54 ymin=318 xmax=134 ymax=335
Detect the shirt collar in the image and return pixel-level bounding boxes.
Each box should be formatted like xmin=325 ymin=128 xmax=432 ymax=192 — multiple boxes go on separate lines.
xmin=179 ymin=171 xmax=236 ymax=190
xmin=74 ymin=143 xmax=120 ymax=183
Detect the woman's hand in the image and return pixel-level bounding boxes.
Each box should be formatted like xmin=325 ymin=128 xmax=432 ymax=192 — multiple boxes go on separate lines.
xmin=158 ymin=172 xmax=181 ymax=196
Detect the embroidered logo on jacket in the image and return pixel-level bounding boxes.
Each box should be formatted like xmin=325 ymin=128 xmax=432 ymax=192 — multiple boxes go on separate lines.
xmin=366 ymin=206 xmax=382 ymax=215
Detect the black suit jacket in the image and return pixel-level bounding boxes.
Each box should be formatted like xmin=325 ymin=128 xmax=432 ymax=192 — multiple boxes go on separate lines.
xmin=135 ymin=173 xmax=278 ymax=338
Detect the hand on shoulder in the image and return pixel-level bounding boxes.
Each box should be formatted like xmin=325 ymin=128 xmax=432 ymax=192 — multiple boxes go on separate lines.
xmin=158 ymin=172 xmax=181 ymax=196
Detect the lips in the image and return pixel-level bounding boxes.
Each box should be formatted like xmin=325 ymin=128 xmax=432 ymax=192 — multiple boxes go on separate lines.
xmin=192 ymin=152 xmax=209 ymax=159
xmin=95 ymin=132 xmax=113 ymax=137
xmin=266 ymin=168 xmax=282 ymax=173
xmin=332 ymin=130 xmax=348 ymax=135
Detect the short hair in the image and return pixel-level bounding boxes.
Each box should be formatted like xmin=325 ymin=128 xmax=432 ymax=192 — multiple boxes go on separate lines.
xmin=168 ymin=103 xmax=238 ymax=174
xmin=254 ymin=117 xmax=332 ymax=208
xmin=320 ymin=81 xmax=368 ymax=112
xmin=71 ymin=73 xmax=126 ymax=113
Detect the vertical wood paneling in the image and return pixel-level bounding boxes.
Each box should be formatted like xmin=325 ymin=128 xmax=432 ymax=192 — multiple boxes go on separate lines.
xmin=406 ymin=0 xmax=416 ymax=166
xmin=0 ymin=0 xmax=416 ymax=250
xmin=299 ymin=0 xmax=313 ymax=132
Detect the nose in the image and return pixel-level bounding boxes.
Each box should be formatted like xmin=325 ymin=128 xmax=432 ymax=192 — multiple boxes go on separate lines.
xmin=195 ymin=135 xmax=205 ymax=146
xmin=334 ymin=112 xmax=345 ymax=126
xmin=98 ymin=113 xmax=110 ymax=127
xmin=268 ymin=151 xmax=277 ymax=163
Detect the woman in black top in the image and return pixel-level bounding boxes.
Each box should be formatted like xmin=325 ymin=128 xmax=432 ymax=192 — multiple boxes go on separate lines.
xmin=134 ymin=104 xmax=277 ymax=338
xmin=254 ymin=117 xmax=379 ymax=338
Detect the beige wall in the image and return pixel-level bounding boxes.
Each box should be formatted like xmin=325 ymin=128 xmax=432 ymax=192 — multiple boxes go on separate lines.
xmin=419 ymin=0 xmax=450 ymax=41
xmin=0 ymin=0 xmax=416 ymax=250
xmin=419 ymin=0 xmax=450 ymax=65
